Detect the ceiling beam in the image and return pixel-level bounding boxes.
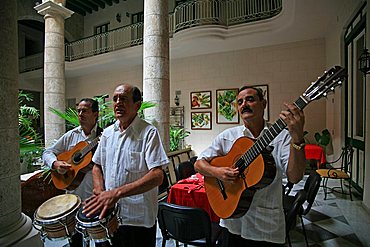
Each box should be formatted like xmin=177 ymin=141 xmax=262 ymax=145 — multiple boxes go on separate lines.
xmin=73 ymin=0 xmax=94 ymax=13
xmin=102 ymin=0 xmax=113 ymax=7
xmin=66 ymin=1 xmax=87 ymax=16
xmin=82 ymin=0 xmax=99 ymax=11
xmin=90 ymin=0 xmax=106 ymax=9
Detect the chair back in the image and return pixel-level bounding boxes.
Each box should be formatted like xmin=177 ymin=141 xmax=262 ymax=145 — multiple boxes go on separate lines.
xmin=189 ymin=156 xmax=198 ymax=165
xmin=341 ymin=145 xmax=354 ymax=173
xmin=176 ymin=161 xmax=196 ymax=181
xmin=158 ymin=169 xmax=170 ymax=201
xmin=285 ymin=190 xmax=306 ymax=231
xmin=302 ymin=171 xmax=321 ymax=215
xmin=158 ymin=202 xmax=212 ymax=247
xmin=326 ymin=145 xmax=354 ymax=172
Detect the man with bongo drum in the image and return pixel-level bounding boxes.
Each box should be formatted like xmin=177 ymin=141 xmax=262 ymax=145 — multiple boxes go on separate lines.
xmin=43 ymin=98 xmax=101 ymax=246
xmin=83 ymin=84 xmax=169 ymax=247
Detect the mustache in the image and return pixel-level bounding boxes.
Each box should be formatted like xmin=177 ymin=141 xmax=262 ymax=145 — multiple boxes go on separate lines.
xmin=241 ymin=107 xmax=252 ymax=114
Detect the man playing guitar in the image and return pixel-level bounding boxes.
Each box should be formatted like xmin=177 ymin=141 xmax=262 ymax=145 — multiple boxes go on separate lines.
xmin=42 ymin=98 xmax=101 ymax=246
xmin=195 ymin=86 xmax=306 ymax=246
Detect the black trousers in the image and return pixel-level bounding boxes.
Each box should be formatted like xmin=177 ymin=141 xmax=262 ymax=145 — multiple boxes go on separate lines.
xmin=69 ymin=231 xmax=83 ymax=247
xmin=220 ymin=227 xmax=284 ymax=247
xmin=94 ymin=223 xmax=157 ymax=247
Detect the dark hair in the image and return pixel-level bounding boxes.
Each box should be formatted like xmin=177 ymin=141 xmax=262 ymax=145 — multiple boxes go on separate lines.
xmin=78 ymin=98 xmax=99 ymax=112
xmin=132 ymin=86 xmax=142 ymax=103
xmin=238 ymin=86 xmax=264 ymax=101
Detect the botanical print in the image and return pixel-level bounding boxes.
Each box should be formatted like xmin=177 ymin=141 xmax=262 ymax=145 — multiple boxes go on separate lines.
xmin=191 ymin=91 xmax=212 ymax=109
xmin=191 ymin=112 xmax=212 ymax=130
xmin=216 ymin=89 xmax=239 ymax=124
xmin=253 ymin=84 xmax=269 ymax=121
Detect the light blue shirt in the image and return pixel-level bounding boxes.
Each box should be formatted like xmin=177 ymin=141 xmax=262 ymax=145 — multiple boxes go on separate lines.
xmin=92 ymin=116 xmax=169 ymax=227
xmin=198 ymin=123 xmax=291 ymax=243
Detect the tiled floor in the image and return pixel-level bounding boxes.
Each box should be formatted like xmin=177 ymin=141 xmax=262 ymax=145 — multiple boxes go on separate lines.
xmin=284 ymin=175 xmax=370 ymax=247
xmin=44 ymin=174 xmax=370 ymax=247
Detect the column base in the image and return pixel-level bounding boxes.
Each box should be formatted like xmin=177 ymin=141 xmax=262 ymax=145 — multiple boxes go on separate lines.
xmin=0 ymin=213 xmax=43 ymax=247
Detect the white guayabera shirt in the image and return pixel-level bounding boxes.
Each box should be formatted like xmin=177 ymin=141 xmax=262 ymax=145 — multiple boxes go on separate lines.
xmin=93 ymin=116 xmax=169 ymax=227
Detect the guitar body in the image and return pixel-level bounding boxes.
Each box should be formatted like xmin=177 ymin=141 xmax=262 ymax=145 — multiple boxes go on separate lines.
xmin=51 ymin=141 xmax=93 ymax=190
xmin=204 ymin=137 xmax=276 ymax=219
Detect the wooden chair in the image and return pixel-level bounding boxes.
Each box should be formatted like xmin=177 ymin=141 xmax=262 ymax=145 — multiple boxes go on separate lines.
xmin=316 ymin=145 xmax=354 ymax=200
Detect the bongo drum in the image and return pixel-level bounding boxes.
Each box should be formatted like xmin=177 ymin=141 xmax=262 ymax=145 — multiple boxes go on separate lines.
xmin=33 ymin=194 xmax=81 ymax=241
xmin=76 ymin=205 xmax=119 ymax=244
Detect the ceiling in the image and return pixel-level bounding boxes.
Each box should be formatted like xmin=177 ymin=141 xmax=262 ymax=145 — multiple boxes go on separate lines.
xmin=65 ymin=0 xmax=121 ymax=16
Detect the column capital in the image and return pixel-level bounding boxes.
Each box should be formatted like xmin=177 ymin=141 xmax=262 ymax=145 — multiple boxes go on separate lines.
xmin=34 ymin=0 xmax=74 ymax=19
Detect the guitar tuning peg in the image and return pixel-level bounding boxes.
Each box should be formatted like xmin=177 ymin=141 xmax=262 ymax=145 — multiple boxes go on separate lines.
xmin=331 ymin=87 xmax=335 ymax=91
xmin=338 ymin=80 xmax=342 ymax=85
xmin=311 ymin=82 xmax=315 ymax=85
xmin=323 ymin=92 xmax=327 ymax=97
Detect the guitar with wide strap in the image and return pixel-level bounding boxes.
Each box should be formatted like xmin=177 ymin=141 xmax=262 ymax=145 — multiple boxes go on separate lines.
xmin=204 ymin=65 xmax=347 ymax=219
xmin=51 ymin=127 xmax=102 ymax=190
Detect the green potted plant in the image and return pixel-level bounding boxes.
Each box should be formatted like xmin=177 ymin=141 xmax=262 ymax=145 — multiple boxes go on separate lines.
xmin=314 ymin=128 xmax=333 ymax=155
xmin=18 ymin=91 xmax=44 ymax=173
xmin=169 ymin=125 xmax=190 ymax=152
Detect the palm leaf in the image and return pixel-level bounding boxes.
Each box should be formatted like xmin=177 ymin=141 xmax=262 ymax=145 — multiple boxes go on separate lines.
xmin=49 ymin=107 xmax=80 ymax=128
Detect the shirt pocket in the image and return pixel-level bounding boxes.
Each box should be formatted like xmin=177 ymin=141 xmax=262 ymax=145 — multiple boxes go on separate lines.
xmin=255 ymin=206 xmax=281 ymax=233
xmin=125 ymin=151 xmax=147 ymax=182
xmin=120 ymin=194 xmax=145 ymax=222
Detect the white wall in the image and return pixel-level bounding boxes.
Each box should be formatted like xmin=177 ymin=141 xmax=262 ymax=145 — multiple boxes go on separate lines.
xmin=66 ymin=39 xmax=327 ymax=155
xmin=171 ymin=39 xmax=327 ymax=154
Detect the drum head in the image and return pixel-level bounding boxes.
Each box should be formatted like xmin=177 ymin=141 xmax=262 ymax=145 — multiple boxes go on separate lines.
xmin=37 ymin=194 xmax=80 ymax=219
xmin=77 ymin=206 xmax=115 ymax=223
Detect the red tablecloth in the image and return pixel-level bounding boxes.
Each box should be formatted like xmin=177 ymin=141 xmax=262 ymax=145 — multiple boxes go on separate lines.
xmin=167 ymin=173 xmax=220 ymax=222
xmin=305 ymin=144 xmax=326 ymax=168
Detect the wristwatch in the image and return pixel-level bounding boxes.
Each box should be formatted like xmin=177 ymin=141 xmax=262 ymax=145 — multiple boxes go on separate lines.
xmin=291 ymin=141 xmax=306 ymax=151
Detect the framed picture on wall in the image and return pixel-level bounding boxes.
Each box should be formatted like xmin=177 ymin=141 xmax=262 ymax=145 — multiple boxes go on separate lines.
xmin=191 ymin=111 xmax=212 ymax=130
xmin=190 ymin=91 xmax=212 ymax=109
xmin=252 ymin=84 xmax=269 ymax=121
xmin=216 ymin=88 xmax=239 ymax=124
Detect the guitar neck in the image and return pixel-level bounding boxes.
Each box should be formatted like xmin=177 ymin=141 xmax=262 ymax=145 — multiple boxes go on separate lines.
xmin=237 ymin=96 xmax=309 ymax=172
xmin=80 ymin=135 xmax=100 ymax=157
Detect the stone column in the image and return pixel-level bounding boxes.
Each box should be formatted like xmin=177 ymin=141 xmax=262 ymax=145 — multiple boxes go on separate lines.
xmin=0 ymin=1 xmax=42 ymax=246
xmin=143 ymin=0 xmax=170 ymax=150
xmin=34 ymin=0 xmax=74 ymax=147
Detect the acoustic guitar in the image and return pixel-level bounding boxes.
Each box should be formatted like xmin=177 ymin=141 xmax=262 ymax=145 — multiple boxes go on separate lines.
xmin=51 ymin=135 xmax=100 ymax=190
xmin=204 ymin=65 xmax=346 ymax=219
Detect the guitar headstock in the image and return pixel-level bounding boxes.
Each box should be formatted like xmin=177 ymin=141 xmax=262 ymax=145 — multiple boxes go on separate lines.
xmin=303 ymin=66 xmax=347 ymax=102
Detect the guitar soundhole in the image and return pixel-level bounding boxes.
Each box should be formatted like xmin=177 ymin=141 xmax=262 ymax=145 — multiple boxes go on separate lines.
xmin=72 ymin=152 xmax=82 ymax=164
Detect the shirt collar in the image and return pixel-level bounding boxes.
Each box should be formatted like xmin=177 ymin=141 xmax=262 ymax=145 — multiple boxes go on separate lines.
xmin=242 ymin=121 xmax=270 ymax=139
xmin=77 ymin=124 xmax=98 ymax=137
xmin=113 ymin=115 xmax=140 ymax=132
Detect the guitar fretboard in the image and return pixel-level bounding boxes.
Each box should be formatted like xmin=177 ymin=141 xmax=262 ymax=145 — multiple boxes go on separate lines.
xmin=80 ymin=136 xmax=100 ymax=157
xmin=236 ymin=96 xmax=308 ymax=172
